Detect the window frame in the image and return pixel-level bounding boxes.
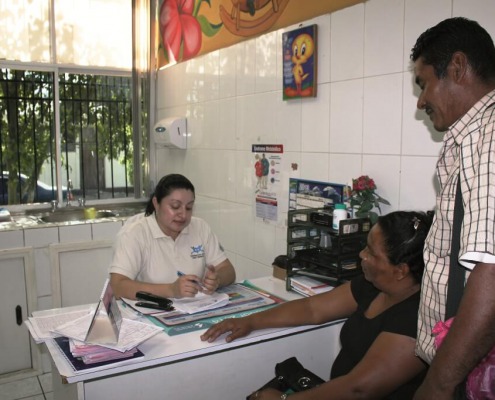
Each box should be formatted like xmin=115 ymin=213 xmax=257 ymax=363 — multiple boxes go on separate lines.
xmin=0 ymin=60 xmax=146 ymax=211
xmin=0 ymin=0 xmax=153 ymax=211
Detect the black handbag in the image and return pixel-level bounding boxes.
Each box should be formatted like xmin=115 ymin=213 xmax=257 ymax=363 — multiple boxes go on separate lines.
xmin=248 ymin=357 xmax=325 ymax=399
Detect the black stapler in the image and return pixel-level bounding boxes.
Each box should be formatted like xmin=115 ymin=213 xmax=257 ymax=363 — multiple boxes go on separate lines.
xmin=135 ymin=291 xmax=174 ymax=311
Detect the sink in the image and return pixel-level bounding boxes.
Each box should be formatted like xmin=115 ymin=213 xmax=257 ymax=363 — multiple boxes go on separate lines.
xmin=37 ymin=209 xmax=118 ymax=223
xmin=10 ymin=201 xmax=146 ymax=226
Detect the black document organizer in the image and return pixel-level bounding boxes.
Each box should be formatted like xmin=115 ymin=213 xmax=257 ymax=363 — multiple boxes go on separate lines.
xmin=286 ymin=208 xmax=371 ymax=291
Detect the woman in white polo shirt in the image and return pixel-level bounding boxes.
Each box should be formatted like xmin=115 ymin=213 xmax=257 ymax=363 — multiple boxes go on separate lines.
xmin=109 ymin=174 xmax=236 ymax=300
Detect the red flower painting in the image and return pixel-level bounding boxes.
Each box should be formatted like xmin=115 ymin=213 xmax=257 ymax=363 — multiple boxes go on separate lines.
xmin=160 ymin=0 xmax=202 ymax=62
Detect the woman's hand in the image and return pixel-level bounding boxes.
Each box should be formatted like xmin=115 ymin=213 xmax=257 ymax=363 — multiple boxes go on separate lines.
xmin=248 ymin=388 xmax=284 ymax=400
xmin=173 ymin=274 xmax=203 ymax=298
xmin=201 ymin=265 xmax=220 ymax=294
xmin=200 ymin=316 xmax=254 ymax=343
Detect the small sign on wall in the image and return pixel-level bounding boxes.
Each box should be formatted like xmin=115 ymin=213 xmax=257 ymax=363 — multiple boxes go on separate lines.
xmin=282 ymin=24 xmax=318 ymax=100
xmin=252 ymin=144 xmax=284 ymax=222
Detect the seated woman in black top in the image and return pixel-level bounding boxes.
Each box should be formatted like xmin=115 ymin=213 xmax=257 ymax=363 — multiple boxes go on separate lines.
xmin=201 ymin=211 xmax=432 ymax=399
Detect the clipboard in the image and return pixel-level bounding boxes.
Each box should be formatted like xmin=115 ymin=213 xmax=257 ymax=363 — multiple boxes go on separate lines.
xmin=84 ymin=279 xmax=123 ymax=345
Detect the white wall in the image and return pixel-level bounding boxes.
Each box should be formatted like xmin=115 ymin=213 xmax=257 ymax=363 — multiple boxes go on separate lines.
xmin=155 ymin=0 xmax=495 ymax=281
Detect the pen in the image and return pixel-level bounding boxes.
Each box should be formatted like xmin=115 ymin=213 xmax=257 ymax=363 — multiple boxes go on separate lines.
xmin=177 ymin=271 xmax=206 ymax=289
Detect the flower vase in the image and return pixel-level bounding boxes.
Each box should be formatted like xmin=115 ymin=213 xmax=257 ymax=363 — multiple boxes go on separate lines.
xmin=353 ymin=207 xmax=378 ymax=224
xmin=350 ymin=207 xmax=360 ymax=219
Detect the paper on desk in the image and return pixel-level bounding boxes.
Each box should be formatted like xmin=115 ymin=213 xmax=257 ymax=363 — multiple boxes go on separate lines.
xmin=25 ymin=309 xmax=93 ymax=343
xmin=172 ymin=291 xmax=229 ymax=314
xmin=51 ymin=313 xmax=163 ymax=352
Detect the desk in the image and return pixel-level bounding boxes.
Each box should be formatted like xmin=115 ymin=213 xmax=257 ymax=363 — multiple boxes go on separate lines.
xmin=43 ymin=277 xmax=343 ymax=400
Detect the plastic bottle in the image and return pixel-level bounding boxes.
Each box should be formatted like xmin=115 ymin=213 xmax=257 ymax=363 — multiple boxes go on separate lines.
xmin=332 ymin=203 xmax=348 ymax=231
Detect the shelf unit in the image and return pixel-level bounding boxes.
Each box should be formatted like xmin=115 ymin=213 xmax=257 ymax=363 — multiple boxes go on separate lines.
xmin=286 ymin=208 xmax=371 ymax=291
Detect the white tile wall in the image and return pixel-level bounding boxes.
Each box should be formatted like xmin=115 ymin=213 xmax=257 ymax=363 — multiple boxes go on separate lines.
xmin=330 ymin=79 xmax=364 ymax=154
xmin=24 ymin=227 xmax=59 ymax=248
xmin=255 ymin=31 xmax=278 ymax=93
xmin=0 ymin=230 xmax=24 ymax=250
xmin=362 ymin=73 xmax=403 ymax=155
xmin=301 ymin=83 xmax=330 ymax=153
xmin=330 ymin=4 xmax=365 ymax=82
xmin=155 ymin=0 xmax=495 ymax=280
xmin=92 ymin=221 xmax=124 ymax=241
xmin=59 ymin=224 xmax=92 ymax=243
xmin=364 ymin=0 xmax=405 ymax=76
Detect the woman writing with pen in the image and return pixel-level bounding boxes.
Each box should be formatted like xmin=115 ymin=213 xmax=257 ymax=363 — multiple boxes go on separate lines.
xmin=109 ymin=174 xmax=236 ymax=300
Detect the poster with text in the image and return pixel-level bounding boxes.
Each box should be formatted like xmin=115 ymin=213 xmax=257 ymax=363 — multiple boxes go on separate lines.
xmin=252 ymin=144 xmax=283 ymax=222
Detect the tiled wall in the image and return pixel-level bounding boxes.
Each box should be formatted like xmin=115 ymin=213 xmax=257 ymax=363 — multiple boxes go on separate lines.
xmin=155 ymin=0 xmax=495 ymax=280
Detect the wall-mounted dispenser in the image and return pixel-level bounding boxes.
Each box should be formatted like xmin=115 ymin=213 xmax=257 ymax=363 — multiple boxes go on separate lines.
xmin=153 ymin=117 xmax=187 ymax=149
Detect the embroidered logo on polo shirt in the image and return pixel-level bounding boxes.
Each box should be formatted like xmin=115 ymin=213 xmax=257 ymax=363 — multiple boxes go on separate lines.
xmin=190 ymin=245 xmax=205 ymax=259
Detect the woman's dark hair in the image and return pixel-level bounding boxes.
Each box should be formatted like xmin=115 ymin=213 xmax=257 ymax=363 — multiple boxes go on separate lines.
xmin=377 ymin=211 xmax=434 ymax=283
xmin=145 ymin=174 xmax=195 ymax=216
xmin=410 ymin=17 xmax=495 ymax=83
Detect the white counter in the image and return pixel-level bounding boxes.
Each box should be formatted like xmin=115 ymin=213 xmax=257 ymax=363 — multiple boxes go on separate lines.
xmin=44 ymin=277 xmax=343 ymax=400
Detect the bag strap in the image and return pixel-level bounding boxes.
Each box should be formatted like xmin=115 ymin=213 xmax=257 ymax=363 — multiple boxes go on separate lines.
xmin=445 ymin=175 xmax=466 ymax=319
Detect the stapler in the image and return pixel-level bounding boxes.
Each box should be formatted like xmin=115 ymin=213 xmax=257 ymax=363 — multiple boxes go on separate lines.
xmin=135 ymin=291 xmax=174 ymax=311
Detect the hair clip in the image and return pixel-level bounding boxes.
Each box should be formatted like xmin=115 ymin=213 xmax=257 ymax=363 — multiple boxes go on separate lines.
xmin=412 ymin=217 xmax=420 ymax=230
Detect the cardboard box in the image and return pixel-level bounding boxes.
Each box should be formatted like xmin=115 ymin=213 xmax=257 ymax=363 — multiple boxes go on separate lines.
xmin=272 ymin=265 xmax=287 ymax=280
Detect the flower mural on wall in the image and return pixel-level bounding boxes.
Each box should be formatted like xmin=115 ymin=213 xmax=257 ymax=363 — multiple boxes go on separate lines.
xmin=159 ymin=0 xmax=223 ymax=64
xmin=156 ymin=0 xmax=364 ymax=67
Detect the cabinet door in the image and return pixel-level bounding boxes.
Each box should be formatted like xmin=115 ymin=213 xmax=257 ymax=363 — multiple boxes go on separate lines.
xmin=50 ymin=240 xmax=114 ymax=308
xmin=0 ymin=248 xmax=37 ymax=375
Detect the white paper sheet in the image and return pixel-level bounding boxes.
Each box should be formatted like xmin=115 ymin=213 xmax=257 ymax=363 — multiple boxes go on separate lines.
xmin=25 ymin=309 xmax=93 ymax=343
xmin=51 ymin=314 xmax=163 ymax=352
xmin=171 ymin=291 xmax=229 ymax=314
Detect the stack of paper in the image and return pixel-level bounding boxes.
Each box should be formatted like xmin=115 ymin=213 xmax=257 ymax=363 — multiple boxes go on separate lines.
xmin=171 ymin=291 xmax=230 ymax=314
xmin=69 ymin=339 xmax=140 ymax=364
xmin=25 ymin=309 xmax=94 ymax=344
xmin=51 ymin=313 xmax=163 ymax=352
xmin=289 ymin=276 xmax=334 ymax=297
xmin=53 ymin=336 xmax=144 ymax=372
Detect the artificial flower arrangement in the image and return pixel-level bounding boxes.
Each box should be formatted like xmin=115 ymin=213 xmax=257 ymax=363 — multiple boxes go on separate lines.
xmin=349 ymin=175 xmax=390 ymax=224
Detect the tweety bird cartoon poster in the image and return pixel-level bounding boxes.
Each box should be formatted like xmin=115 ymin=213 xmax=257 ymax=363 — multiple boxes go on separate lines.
xmin=282 ymin=24 xmax=317 ymax=100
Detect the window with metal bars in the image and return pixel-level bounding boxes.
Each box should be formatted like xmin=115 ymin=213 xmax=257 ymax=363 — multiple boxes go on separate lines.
xmin=0 ymin=69 xmax=135 ymax=205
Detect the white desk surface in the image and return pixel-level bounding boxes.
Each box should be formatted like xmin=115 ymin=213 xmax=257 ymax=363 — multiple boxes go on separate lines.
xmin=41 ymin=276 xmax=339 ymax=384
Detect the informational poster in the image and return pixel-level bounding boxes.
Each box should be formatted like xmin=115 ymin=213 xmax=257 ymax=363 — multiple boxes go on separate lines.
xmin=288 ymin=178 xmax=348 ymax=211
xmin=252 ymin=144 xmax=283 ymax=222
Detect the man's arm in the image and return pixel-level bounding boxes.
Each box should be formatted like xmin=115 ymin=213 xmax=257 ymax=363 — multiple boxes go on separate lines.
xmin=414 ymin=263 xmax=495 ymax=399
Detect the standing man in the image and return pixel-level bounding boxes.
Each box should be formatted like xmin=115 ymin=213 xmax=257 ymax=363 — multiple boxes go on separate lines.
xmin=411 ymin=17 xmax=495 ymax=398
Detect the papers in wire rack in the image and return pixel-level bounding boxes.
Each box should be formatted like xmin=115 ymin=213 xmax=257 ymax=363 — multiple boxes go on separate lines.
xmin=289 ymin=276 xmax=334 ymax=297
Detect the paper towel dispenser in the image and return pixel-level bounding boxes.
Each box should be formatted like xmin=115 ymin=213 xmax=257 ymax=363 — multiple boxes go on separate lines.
xmin=153 ymin=117 xmax=187 ymax=149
